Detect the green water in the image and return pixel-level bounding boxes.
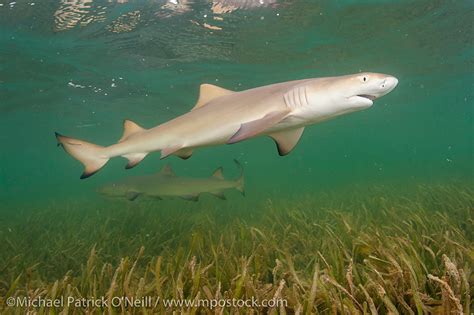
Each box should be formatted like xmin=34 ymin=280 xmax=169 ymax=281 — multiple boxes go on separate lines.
xmin=1 ymin=0 xmax=472 ymax=203
xmin=0 ymin=0 xmax=473 ymax=313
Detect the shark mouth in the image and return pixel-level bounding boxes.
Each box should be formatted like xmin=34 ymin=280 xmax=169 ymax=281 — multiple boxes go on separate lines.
xmin=357 ymin=94 xmax=377 ymax=101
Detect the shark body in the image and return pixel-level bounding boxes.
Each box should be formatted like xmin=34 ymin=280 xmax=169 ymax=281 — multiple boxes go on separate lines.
xmin=98 ymin=160 xmax=244 ymax=201
xmin=56 ymin=73 xmax=398 ymax=178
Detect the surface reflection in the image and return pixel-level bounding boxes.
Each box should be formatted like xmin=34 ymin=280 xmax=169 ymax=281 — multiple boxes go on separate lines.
xmin=53 ymin=0 xmax=280 ymax=32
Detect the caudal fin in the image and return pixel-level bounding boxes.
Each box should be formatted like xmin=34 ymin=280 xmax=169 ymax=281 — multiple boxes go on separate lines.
xmin=233 ymin=159 xmax=245 ymax=196
xmin=55 ymin=132 xmax=109 ymax=179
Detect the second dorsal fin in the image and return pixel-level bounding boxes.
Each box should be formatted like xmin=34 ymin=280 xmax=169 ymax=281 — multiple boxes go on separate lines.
xmin=119 ymin=119 xmax=146 ymax=142
xmin=192 ymin=84 xmax=234 ymax=110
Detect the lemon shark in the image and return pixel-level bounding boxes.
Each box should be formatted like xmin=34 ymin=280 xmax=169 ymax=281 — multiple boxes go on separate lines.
xmin=98 ymin=160 xmax=244 ymax=201
xmin=56 ymin=72 xmax=398 ymax=179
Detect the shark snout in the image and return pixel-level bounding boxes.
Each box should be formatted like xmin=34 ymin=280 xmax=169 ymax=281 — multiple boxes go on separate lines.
xmin=381 ymin=76 xmax=398 ymax=94
xmin=368 ymin=76 xmax=398 ymax=100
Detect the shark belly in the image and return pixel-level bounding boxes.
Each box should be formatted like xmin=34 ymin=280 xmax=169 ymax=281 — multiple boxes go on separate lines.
xmin=107 ymin=90 xmax=291 ymax=158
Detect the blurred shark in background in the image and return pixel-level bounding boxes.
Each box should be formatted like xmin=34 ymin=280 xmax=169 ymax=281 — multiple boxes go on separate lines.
xmin=98 ymin=159 xmax=244 ymax=201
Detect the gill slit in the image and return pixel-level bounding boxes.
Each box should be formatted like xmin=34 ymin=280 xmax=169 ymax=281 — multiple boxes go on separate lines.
xmin=290 ymin=88 xmax=297 ymax=109
xmin=303 ymin=86 xmax=309 ymax=107
xmin=298 ymin=87 xmax=306 ymax=108
xmin=283 ymin=92 xmax=291 ymax=110
xmin=285 ymin=86 xmax=310 ymax=110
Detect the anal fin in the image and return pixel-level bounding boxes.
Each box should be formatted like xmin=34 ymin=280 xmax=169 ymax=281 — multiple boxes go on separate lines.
xmin=123 ymin=152 xmax=148 ymax=169
xmin=227 ymin=110 xmax=290 ymax=144
xmin=211 ymin=192 xmax=226 ymax=200
xmin=268 ymin=127 xmax=305 ymax=156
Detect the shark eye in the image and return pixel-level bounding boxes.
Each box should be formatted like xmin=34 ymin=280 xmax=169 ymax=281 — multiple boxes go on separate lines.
xmin=363 ymin=76 xmax=367 ymax=82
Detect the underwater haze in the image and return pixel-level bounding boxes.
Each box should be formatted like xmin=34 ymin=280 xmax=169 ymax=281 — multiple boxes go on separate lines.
xmin=0 ymin=0 xmax=473 ymax=313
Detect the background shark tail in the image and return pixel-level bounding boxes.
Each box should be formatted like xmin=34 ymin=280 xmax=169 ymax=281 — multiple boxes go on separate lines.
xmin=233 ymin=159 xmax=245 ymax=196
xmin=55 ymin=132 xmax=109 ymax=179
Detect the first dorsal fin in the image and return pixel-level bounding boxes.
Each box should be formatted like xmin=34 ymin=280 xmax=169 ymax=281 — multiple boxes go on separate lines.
xmin=158 ymin=164 xmax=176 ymax=177
xmin=119 ymin=119 xmax=146 ymax=142
xmin=211 ymin=167 xmax=224 ymax=179
xmin=192 ymin=84 xmax=234 ymax=110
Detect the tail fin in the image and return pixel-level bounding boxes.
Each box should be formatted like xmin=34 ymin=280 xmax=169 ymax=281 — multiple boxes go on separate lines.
xmin=55 ymin=132 xmax=109 ymax=179
xmin=233 ymin=159 xmax=245 ymax=196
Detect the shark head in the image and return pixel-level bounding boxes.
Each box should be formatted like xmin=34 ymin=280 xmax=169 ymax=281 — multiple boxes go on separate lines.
xmin=341 ymin=72 xmax=398 ymax=109
xmin=301 ymin=72 xmax=398 ymax=120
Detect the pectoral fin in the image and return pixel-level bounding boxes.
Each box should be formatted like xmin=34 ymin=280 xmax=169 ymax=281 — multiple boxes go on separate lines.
xmin=227 ymin=110 xmax=290 ymax=144
xmin=180 ymin=194 xmax=199 ymax=201
xmin=268 ymin=127 xmax=305 ymax=156
xmin=174 ymin=148 xmax=193 ymax=160
xmin=126 ymin=191 xmax=141 ymax=201
xmin=211 ymin=167 xmax=224 ymax=179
